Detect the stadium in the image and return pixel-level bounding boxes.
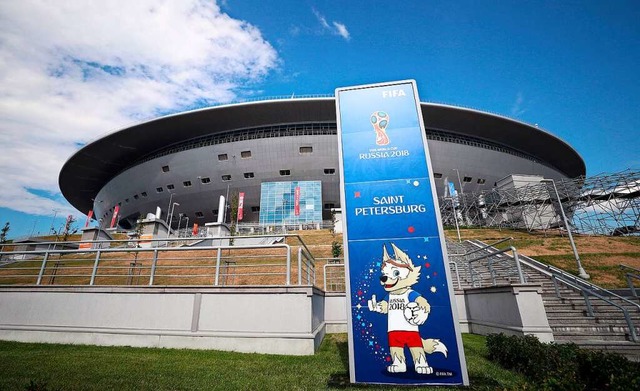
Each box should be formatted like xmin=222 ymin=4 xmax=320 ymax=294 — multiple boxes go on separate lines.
xmin=59 ymin=97 xmax=585 ymax=230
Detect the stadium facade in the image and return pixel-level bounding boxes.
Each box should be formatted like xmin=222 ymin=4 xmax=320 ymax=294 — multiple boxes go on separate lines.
xmin=59 ymin=97 xmax=585 ymax=230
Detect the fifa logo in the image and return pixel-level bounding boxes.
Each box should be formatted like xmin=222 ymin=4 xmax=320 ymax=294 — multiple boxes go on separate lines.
xmin=370 ymin=111 xmax=390 ymax=146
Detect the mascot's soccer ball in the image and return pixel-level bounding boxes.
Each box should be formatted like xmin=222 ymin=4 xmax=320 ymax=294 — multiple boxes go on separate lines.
xmin=404 ymin=306 xmax=418 ymax=326
xmin=370 ymin=111 xmax=390 ymax=145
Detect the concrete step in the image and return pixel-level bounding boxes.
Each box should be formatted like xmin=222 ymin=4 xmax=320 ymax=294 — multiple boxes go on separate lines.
xmin=552 ymin=331 xmax=634 ymax=343
xmin=555 ymin=340 xmax=640 ymax=361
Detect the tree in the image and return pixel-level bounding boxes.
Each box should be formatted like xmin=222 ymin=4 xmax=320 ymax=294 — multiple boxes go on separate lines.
xmin=229 ymin=191 xmax=239 ymax=234
xmin=53 ymin=215 xmax=78 ymax=242
xmin=0 ymin=221 xmax=9 ymax=243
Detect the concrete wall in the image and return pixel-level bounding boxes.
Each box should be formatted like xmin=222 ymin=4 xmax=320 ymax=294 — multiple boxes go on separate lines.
xmin=319 ymin=286 xmax=551 ymax=341
xmin=464 ymin=284 xmax=553 ymax=342
xmin=0 ymin=283 xmax=554 ymax=355
xmin=0 ymin=286 xmax=326 ymax=355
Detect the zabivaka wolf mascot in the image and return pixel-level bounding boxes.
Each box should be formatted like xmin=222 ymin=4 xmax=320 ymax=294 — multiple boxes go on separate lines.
xmin=367 ymin=243 xmax=448 ymax=374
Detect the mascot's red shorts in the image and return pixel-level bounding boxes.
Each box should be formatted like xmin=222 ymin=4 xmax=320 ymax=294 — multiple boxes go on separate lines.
xmin=388 ymin=331 xmax=422 ymax=348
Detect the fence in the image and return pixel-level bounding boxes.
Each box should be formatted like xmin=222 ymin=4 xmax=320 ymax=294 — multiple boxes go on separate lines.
xmin=0 ymin=234 xmax=316 ymax=287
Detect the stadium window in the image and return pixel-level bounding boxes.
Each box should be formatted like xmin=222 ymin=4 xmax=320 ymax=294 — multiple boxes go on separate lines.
xmin=279 ymin=169 xmax=291 ymax=176
xmin=463 ymin=176 xmax=472 ymax=182
xmin=167 ymin=184 xmax=175 ymax=190
xmin=477 ymin=178 xmax=486 ymax=184
xmin=222 ymin=174 xmax=231 ymax=181
xmin=162 ymin=165 xmax=170 ymax=173
xmin=212 ymin=209 xmax=219 ymax=215
xmin=195 ymin=211 xmax=204 ymax=218
xmin=156 ymin=187 xmax=163 ymax=193
xmin=183 ymin=180 xmax=192 ymax=187
xmin=133 ymin=194 xmax=139 ymax=200
xmin=241 ymin=150 xmax=252 ymax=158
xmin=433 ymin=173 xmax=443 ymax=179
xmin=141 ymin=192 xmax=148 ymax=197
xmin=251 ymin=206 xmax=260 ymax=212
xmin=324 ymin=168 xmax=336 ymax=175
xmin=244 ymin=172 xmax=255 ymax=179
xmin=299 ymin=146 xmax=313 ymax=154
xmin=324 ymin=203 xmax=336 ymax=210
xmin=218 ymin=153 xmax=228 ymax=161
xmin=200 ymin=177 xmax=211 ymax=184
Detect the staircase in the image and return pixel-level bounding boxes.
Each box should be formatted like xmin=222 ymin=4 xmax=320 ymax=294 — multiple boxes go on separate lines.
xmin=447 ymin=239 xmax=640 ymax=360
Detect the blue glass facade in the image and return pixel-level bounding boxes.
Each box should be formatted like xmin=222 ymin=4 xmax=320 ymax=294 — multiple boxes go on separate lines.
xmin=259 ymin=181 xmax=322 ymax=225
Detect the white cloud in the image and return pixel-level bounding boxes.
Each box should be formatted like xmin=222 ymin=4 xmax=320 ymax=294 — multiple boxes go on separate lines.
xmin=510 ymin=92 xmax=526 ymax=117
xmin=333 ymin=22 xmax=350 ymax=40
xmin=312 ymin=8 xmax=350 ymax=41
xmin=0 ymin=0 xmax=278 ymax=217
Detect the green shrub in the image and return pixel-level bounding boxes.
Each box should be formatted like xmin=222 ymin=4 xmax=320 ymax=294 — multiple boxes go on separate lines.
xmin=486 ymin=333 xmax=640 ymax=390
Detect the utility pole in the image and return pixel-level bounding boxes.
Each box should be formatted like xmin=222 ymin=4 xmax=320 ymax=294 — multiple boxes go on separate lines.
xmin=542 ymin=178 xmax=589 ymax=279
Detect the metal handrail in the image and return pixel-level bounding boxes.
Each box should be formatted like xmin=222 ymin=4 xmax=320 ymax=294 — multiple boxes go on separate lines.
xmin=466 ymin=246 xmax=526 ymax=287
xmin=449 ymin=261 xmax=462 ymax=289
xmin=520 ymin=254 xmax=640 ymax=312
xmin=620 ymin=264 xmax=640 ymax=274
xmin=297 ymin=247 xmax=316 ymax=285
xmin=619 ymin=264 xmax=640 ymax=298
xmin=464 ymin=237 xmax=513 ymax=258
xmin=323 ymin=263 xmax=345 ymax=292
xmin=513 ymin=254 xmax=640 ymax=342
xmin=621 ymin=264 xmax=640 ymax=298
xmin=548 ymin=273 xmax=638 ymax=342
xmin=2 ymin=242 xmax=302 ymax=287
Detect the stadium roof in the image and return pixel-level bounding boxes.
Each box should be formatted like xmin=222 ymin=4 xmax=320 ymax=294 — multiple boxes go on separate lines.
xmin=59 ymin=98 xmax=585 ymax=214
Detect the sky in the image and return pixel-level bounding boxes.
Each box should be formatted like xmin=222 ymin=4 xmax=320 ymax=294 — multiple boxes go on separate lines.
xmin=0 ymin=0 xmax=638 ymax=239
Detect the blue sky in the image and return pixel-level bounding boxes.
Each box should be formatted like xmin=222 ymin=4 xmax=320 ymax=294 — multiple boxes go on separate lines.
xmin=0 ymin=0 xmax=638 ymax=239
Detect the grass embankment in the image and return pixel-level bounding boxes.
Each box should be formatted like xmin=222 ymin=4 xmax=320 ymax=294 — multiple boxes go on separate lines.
xmin=2 ymin=228 xmax=638 ymax=288
xmin=0 ymin=334 xmax=527 ymax=391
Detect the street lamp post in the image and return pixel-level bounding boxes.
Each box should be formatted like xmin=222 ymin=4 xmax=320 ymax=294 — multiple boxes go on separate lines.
xmin=166 ymin=193 xmax=174 ymax=223
xmin=542 ymin=178 xmax=589 ymax=279
xmin=50 ymin=209 xmax=60 ymax=235
xmin=168 ymin=202 xmax=180 ymax=236
xmin=452 ymin=168 xmax=464 ymax=195
xmin=451 ymin=197 xmax=461 ymax=242
xmin=453 ymin=168 xmax=468 ymax=225
xmin=177 ymin=213 xmax=184 ymax=237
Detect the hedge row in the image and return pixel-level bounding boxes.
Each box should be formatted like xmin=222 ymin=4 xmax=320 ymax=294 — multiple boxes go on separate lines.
xmin=486 ymin=333 xmax=640 ymax=390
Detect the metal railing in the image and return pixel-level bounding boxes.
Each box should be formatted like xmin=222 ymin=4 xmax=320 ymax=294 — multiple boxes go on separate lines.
xmin=323 ymin=261 xmax=345 ymax=292
xmin=0 ymin=235 xmax=316 ymax=287
xmin=620 ymin=264 xmax=640 ymax=298
xmin=462 ymin=238 xmax=526 ymax=287
xmin=516 ymin=254 xmax=640 ymax=342
xmin=316 ymin=258 xmax=344 ymax=292
xmin=297 ymin=247 xmax=316 ymax=285
xmin=449 ymin=261 xmax=462 ymax=290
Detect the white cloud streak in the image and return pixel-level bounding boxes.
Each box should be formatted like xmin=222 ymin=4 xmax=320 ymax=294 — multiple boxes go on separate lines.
xmin=510 ymin=92 xmax=526 ymax=117
xmin=0 ymin=0 xmax=278 ymax=218
xmin=312 ymin=8 xmax=350 ymax=40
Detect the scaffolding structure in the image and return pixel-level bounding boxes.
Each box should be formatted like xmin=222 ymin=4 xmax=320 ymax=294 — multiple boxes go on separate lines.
xmin=439 ymin=170 xmax=640 ymax=236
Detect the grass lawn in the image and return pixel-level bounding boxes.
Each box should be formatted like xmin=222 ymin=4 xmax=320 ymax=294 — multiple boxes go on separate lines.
xmin=0 ymin=334 xmax=527 ymax=391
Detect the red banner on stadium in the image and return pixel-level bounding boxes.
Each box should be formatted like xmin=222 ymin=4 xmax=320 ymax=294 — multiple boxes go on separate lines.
xmin=110 ymin=205 xmax=119 ymax=229
xmin=238 ymin=192 xmax=245 ymax=221
xmin=85 ymin=210 xmax=93 ymax=227
xmin=294 ymin=186 xmax=301 ymax=216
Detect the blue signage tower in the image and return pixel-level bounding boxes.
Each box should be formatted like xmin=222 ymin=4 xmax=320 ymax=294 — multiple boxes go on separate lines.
xmin=335 ymin=80 xmax=469 ymax=385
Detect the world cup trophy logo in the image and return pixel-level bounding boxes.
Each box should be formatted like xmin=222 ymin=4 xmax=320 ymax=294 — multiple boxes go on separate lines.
xmin=371 ymin=111 xmax=390 ymax=146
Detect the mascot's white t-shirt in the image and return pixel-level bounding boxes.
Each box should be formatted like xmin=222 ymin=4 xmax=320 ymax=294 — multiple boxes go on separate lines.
xmin=385 ymin=289 xmax=421 ymax=332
